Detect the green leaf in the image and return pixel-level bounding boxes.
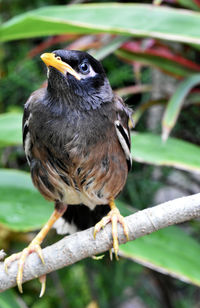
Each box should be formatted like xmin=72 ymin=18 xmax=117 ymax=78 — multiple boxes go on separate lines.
xmin=2 ymin=4 xmax=200 ymax=45
xmin=0 ymin=113 xmax=22 ymax=146
xmin=162 ymin=74 xmax=200 ymax=141
xmin=91 ymin=36 xmax=129 ymax=61
xmin=119 ymin=226 xmax=200 ymax=286
xmin=133 ymin=92 xmax=200 ymax=126
xmin=133 ymin=99 xmax=166 ymax=125
xmin=177 ymin=0 xmax=200 ymax=11
xmin=117 ymin=201 xmax=200 ymax=286
xmin=116 ymin=49 xmax=197 ymax=77
xmin=0 ymin=169 xmax=53 ymax=231
xmin=117 ymin=202 xmax=200 ymax=287
xmin=132 ymin=132 xmax=200 ymax=173
xmin=0 ymin=289 xmax=23 ymax=308
xmin=116 ymin=200 xmax=135 ymax=217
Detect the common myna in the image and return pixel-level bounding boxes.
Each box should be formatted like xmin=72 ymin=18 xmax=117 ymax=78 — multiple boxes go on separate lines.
xmin=5 ymin=49 xmax=132 ymax=295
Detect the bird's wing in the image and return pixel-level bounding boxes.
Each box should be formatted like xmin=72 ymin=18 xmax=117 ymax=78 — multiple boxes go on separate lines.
xmin=22 ymin=89 xmax=45 ymax=165
xmin=114 ymin=95 xmax=133 ymax=171
xmin=22 ymin=101 xmax=32 ymax=165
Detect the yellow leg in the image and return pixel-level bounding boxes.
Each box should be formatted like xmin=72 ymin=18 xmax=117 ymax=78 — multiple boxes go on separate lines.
xmin=94 ymin=200 xmax=129 ymax=260
xmin=4 ymin=204 xmax=67 ymax=295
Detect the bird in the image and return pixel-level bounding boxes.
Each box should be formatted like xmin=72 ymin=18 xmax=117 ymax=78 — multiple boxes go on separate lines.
xmin=4 ymin=49 xmax=132 ymax=296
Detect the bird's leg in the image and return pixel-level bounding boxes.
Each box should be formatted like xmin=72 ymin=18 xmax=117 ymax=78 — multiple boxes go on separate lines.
xmin=94 ymin=199 xmax=129 ymax=260
xmin=4 ymin=202 xmax=67 ymax=296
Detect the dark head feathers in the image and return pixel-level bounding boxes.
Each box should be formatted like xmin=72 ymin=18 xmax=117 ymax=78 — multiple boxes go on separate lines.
xmin=45 ymin=49 xmax=113 ymax=111
xmin=53 ymin=49 xmax=106 ymax=76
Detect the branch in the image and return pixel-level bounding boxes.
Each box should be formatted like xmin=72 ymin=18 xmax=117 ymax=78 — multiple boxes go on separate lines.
xmin=0 ymin=193 xmax=200 ymax=293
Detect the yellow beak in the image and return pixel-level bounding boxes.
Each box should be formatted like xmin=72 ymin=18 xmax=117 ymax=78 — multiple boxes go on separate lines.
xmin=40 ymin=53 xmax=80 ymax=80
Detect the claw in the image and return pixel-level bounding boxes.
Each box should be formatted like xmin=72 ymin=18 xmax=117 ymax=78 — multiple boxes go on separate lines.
xmin=4 ymin=252 xmax=21 ymax=273
xmin=3 ymin=206 xmax=67 ymax=295
xmin=109 ymin=249 xmax=113 ymax=261
xmin=94 ymin=216 xmax=110 ymax=238
xmin=39 ymin=275 xmax=46 ymax=298
xmin=17 ymin=243 xmax=45 ymax=293
xmin=4 ymin=242 xmax=45 ymax=294
xmin=34 ymin=244 xmax=45 ymax=264
xmin=118 ymin=215 xmax=129 ymax=241
xmin=94 ymin=200 xmax=129 ymax=260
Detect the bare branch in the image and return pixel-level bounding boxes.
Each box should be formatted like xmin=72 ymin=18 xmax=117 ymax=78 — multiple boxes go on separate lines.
xmin=0 ymin=193 xmax=200 ymax=293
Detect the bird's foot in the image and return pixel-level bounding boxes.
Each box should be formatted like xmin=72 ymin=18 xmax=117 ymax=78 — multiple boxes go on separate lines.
xmin=4 ymin=239 xmax=46 ymax=296
xmin=4 ymin=205 xmax=67 ymax=296
xmin=94 ymin=203 xmax=129 ymax=260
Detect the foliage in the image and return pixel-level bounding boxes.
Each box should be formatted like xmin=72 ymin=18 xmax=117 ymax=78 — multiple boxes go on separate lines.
xmin=1 ymin=0 xmax=200 ymax=307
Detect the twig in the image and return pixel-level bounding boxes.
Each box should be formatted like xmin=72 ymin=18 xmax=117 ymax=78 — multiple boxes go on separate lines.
xmin=0 ymin=193 xmax=200 ymax=293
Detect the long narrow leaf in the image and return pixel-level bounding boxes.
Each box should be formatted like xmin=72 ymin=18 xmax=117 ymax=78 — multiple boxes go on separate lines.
xmin=120 ymin=226 xmax=200 ymax=286
xmin=118 ymin=200 xmax=200 ymax=287
xmin=133 ymin=92 xmax=200 ymax=126
xmin=132 ymin=132 xmax=200 ymax=173
xmin=116 ymin=49 xmax=199 ymax=77
xmin=91 ymin=36 xmax=129 ymax=61
xmin=176 ymin=0 xmax=200 ymax=10
xmin=162 ymin=74 xmax=200 ymax=140
xmin=133 ymin=99 xmax=166 ymax=125
xmin=2 ymin=4 xmax=200 ymax=44
xmin=122 ymin=41 xmax=200 ymax=73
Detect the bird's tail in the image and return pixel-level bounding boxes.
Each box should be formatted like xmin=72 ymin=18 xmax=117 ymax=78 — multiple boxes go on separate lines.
xmin=53 ymin=204 xmax=110 ymax=235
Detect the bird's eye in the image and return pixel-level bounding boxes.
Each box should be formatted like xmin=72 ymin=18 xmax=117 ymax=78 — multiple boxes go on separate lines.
xmin=56 ymin=56 xmax=61 ymax=61
xmin=79 ymin=62 xmax=90 ymax=74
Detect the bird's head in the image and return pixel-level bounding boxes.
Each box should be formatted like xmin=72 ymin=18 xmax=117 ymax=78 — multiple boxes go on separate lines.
xmin=41 ymin=49 xmax=113 ymax=110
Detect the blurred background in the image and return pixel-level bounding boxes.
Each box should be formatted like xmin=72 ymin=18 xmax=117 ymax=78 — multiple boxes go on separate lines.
xmin=1 ymin=0 xmax=200 ymax=307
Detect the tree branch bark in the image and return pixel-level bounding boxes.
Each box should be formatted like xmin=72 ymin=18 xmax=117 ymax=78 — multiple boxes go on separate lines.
xmin=0 ymin=193 xmax=200 ymax=293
